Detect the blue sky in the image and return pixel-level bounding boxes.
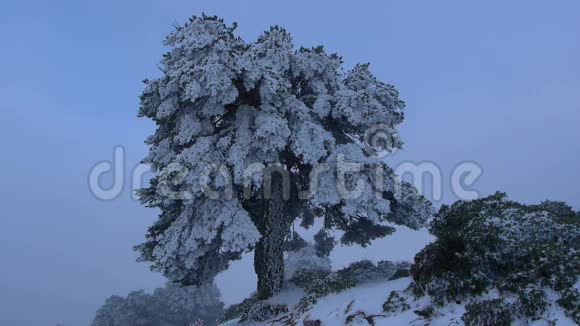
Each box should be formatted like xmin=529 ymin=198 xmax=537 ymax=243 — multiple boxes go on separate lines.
xmin=1 ymin=1 xmax=579 ymax=325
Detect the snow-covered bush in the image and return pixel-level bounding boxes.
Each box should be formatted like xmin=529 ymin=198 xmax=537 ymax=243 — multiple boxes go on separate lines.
xmin=516 ymin=285 xmax=548 ymax=320
xmin=289 ymin=259 xmax=408 ymax=315
xmin=382 ymin=291 xmax=410 ymax=315
xmin=91 ymin=282 xmax=223 ymax=326
xmin=291 ymin=269 xmax=356 ymax=301
xmin=291 ymin=260 xmax=405 ymax=300
xmin=340 ymin=260 xmax=406 ymax=284
xmin=461 ymin=299 xmax=515 ymax=326
xmin=410 ymin=192 xmax=580 ymax=322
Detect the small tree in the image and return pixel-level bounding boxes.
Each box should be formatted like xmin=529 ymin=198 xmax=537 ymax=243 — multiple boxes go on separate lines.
xmin=91 ymin=282 xmax=224 ymax=326
xmin=136 ymin=14 xmax=432 ymax=299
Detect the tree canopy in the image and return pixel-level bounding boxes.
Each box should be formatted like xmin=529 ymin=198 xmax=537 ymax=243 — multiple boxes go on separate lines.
xmin=136 ymin=14 xmax=432 ymax=298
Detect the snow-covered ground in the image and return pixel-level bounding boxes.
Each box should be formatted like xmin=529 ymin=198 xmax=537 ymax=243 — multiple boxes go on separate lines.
xmin=222 ymin=277 xmax=577 ymax=325
xmin=219 ymin=224 xmax=577 ymax=326
xmin=217 ymin=226 xmax=434 ymax=306
xmin=305 ymin=279 xmax=575 ymax=326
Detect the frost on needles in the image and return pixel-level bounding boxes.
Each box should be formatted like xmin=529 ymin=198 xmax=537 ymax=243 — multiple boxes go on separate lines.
xmin=135 ymin=14 xmax=432 ymax=300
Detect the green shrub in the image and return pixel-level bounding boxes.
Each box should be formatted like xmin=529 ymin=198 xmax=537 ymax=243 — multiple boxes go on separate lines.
xmin=291 ymin=269 xmax=356 ymax=299
xmin=462 ymin=299 xmax=514 ymax=326
xmin=383 ymin=291 xmax=410 ymax=315
xmin=288 ymin=260 xmax=408 ymax=314
xmin=290 ymin=260 xmax=404 ymax=301
xmin=410 ymin=192 xmax=580 ymax=322
xmin=556 ymin=289 xmax=580 ymax=324
xmin=517 ymin=286 xmax=548 ymax=320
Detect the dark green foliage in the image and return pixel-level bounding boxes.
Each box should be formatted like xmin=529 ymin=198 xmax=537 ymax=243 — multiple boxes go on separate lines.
xmin=313 ymin=229 xmax=335 ymax=257
xmin=413 ymin=306 xmax=435 ymax=319
xmin=382 ymin=291 xmax=410 ymax=315
xmin=462 ymin=299 xmax=514 ymax=326
xmin=290 ymin=260 xmax=402 ymax=299
xmin=413 ymin=306 xmax=434 ymax=318
xmin=289 ymin=259 xmax=405 ymax=316
xmin=283 ymin=231 xmax=308 ymax=252
xmin=530 ymin=200 xmax=579 ymax=225
xmin=290 ymin=269 xmax=356 ymax=299
xmin=340 ymin=219 xmax=395 ymax=247
xmin=410 ymin=192 xmax=580 ymax=322
xmin=556 ymin=289 xmax=580 ymax=324
xmin=517 ymin=286 xmax=548 ymax=320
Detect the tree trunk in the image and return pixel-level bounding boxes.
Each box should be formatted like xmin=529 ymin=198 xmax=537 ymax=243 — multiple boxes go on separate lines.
xmin=254 ymin=174 xmax=289 ymax=300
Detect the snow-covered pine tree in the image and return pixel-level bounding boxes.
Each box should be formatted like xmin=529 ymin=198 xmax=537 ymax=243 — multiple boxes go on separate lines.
xmin=136 ymin=14 xmax=432 ymax=299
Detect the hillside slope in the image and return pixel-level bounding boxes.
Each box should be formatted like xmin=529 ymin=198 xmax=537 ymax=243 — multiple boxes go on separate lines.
xmin=221 ymin=277 xmax=577 ymax=325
